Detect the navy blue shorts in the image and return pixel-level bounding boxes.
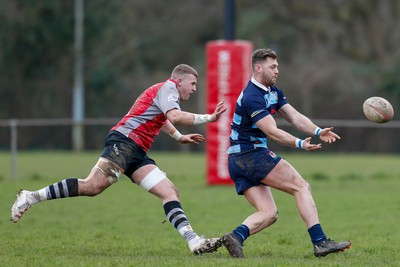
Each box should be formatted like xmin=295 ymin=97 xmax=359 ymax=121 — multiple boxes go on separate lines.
xmin=228 ymin=148 xmax=282 ymax=195
xmin=100 ymin=131 xmax=156 ymax=179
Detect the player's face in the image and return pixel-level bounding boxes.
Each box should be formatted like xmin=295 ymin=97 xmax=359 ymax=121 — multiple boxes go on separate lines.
xmin=256 ymin=57 xmax=279 ymax=87
xmin=177 ymin=74 xmax=197 ymax=101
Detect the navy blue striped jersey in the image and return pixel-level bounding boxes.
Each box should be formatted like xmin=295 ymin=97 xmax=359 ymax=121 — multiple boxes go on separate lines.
xmin=227 ymin=78 xmax=288 ymax=154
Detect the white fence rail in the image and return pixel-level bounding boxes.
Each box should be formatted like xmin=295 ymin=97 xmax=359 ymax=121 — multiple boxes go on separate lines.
xmin=0 ymin=118 xmax=119 ymax=179
xmin=1 ymin=117 xmax=400 ymax=179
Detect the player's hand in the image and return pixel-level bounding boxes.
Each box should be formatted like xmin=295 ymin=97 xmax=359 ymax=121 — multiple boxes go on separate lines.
xmin=178 ymin=133 xmax=205 ymax=144
xmin=302 ymin=137 xmax=322 ymax=151
xmin=319 ymin=127 xmax=341 ymax=143
xmin=210 ymin=100 xmax=227 ymax=122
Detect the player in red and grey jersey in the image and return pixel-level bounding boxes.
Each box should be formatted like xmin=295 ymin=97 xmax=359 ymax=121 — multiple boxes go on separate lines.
xmin=11 ymin=64 xmax=227 ymax=255
xmin=111 ymin=78 xmax=188 ymax=152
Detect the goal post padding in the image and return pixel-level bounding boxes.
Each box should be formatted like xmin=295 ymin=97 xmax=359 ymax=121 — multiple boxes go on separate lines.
xmin=206 ymin=40 xmax=253 ymax=185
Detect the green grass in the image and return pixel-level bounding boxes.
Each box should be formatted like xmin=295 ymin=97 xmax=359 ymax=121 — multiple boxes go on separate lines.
xmin=1 ymin=151 xmax=400 ymax=266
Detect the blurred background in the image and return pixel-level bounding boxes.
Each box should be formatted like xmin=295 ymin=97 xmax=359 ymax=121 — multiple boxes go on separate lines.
xmin=1 ymin=0 xmax=399 ymax=153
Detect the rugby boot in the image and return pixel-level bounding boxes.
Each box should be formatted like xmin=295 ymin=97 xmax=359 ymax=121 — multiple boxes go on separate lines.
xmin=10 ymin=190 xmax=32 ymax=223
xmin=190 ymin=236 xmax=223 ymax=255
xmin=222 ymin=233 xmax=244 ymax=258
xmin=314 ymin=239 xmax=351 ymax=257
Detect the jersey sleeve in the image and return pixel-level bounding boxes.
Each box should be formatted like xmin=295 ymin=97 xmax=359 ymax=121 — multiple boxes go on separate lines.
xmin=245 ymin=91 xmax=270 ymax=124
xmin=156 ymin=84 xmax=181 ymax=114
xmin=276 ymin=88 xmax=288 ymax=110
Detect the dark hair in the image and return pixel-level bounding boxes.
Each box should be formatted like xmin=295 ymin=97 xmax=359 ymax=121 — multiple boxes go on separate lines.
xmin=171 ymin=64 xmax=198 ymax=79
xmin=251 ymin=48 xmax=277 ymax=68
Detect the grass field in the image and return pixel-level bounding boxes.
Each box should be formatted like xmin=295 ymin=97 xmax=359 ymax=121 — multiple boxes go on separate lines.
xmin=1 ymin=151 xmax=399 ymax=266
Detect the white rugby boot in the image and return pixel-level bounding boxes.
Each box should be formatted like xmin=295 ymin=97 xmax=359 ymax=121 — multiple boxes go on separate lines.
xmin=10 ymin=190 xmax=32 ymax=223
xmin=189 ymin=236 xmax=223 ymax=255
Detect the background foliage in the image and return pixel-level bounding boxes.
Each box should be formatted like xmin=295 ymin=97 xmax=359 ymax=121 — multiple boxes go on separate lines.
xmin=1 ymin=0 xmax=399 ymax=151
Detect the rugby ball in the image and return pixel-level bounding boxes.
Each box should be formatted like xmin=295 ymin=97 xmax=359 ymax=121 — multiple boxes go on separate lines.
xmin=363 ymin=96 xmax=394 ymax=123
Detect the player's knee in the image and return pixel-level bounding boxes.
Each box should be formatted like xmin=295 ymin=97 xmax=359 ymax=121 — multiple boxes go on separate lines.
xmin=94 ymin=158 xmax=122 ymax=185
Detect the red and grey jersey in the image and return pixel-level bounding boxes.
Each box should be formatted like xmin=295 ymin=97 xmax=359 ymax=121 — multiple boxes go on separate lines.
xmin=111 ymin=79 xmax=181 ymax=151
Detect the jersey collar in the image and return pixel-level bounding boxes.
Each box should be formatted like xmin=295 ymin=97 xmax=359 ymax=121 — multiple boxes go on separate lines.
xmin=251 ymin=77 xmax=271 ymax=92
xmin=168 ymin=79 xmax=178 ymax=86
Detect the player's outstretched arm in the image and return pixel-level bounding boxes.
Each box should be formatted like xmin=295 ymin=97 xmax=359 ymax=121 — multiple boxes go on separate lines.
xmin=209 ymin=100 xmax=227 ymax=122
xmin=278 ymin=105 xmax=341 ymax=145
xmin=166 ymin=100 xmax=227 ymax=126
xmin=178 ymin=133 xmax=205 ymax=144
xmin=301 ymin=137 xmax=322 ymax=151
xmin=161 ymin=119 xmax=205 ymax=144
xmin=318 ymin=127 xmax=341 ymax=144
xmin=256 ymin=115 xmax=322 ymax=151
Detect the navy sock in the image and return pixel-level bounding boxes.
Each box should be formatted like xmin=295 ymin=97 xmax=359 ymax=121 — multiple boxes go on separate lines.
xmin=233 ymin=224 xmax=250 ymax=245
xmin=308 ymin=224 xmax=327 ymax=244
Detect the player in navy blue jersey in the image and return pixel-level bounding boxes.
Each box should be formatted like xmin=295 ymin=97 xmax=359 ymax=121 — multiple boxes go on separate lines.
xmin=220 ymin=48 xmax=351 ymax=258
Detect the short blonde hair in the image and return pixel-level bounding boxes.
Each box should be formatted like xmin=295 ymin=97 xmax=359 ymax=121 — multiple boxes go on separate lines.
xmin=171 ymin=64 xmax=198 ymax=79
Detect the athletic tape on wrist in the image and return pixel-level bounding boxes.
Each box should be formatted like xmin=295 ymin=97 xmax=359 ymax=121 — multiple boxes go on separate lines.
xmin=169 ymin=130 xmax=183 ymax=141
xmin=314 ymin=127 xmax=322 ymax=137
xmin=295 ymin=138 xmax=304 ymax=149
xmin=193 ymin=114 xmax=212 ymax=125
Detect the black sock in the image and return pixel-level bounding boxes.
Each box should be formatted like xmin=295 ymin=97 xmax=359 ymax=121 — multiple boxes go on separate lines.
xmin=45 ymin=178 xmax=79 ymax=200
xmin=163 ymin=201 xmax=197 ymax=243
